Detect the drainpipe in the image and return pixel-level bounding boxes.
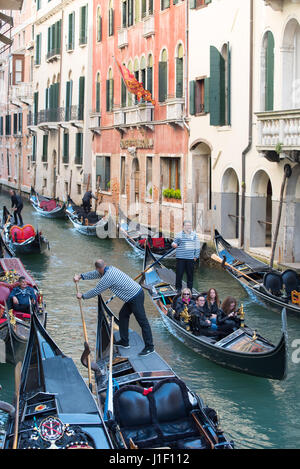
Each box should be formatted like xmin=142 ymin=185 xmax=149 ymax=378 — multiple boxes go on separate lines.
xmin=240 ymin=0 xmax=254 ymax=248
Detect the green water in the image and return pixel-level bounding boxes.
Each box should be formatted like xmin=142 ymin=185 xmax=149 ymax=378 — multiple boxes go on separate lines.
xmin=0 ymin=192 xmax=300 ymax=449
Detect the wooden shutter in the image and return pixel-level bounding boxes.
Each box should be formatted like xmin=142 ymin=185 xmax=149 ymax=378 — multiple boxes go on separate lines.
xmin=121 ymin=79 xmax=127 ymax=107
xmin=122 ymin=1 xmax=127 ymax=28
xmin=63 ymin=133 xmax=69 ymax=163
xmin=176 ymin=57 xmax=183 ymax=98
xmin=149 ymin=0 xmax=153 ymax=14
xmin=96 ymin=81 xmax=101 ymax=112
xmin=204 ymin=77 xmax=210 ymax=113
xmin=209 ymin=46 xmax=225 ymax=126
xmin=189 ymin=0 xmax=196 ymax=8
xmin=159 ymin=61 xmax=167 ymax=102
xmin=147 ymin=66 xmax=153 ymax=96
xmin=128 ymin=0 xmax=134 ymax=26
xmin=227 ymin=43 xmax=231 ymax=125
xmin=78 ymin=76 xmax=85 ymax=119
xmin=189 ymin=81 xmax=195 ymax=115
xmin=265 ymin=31 xmax=274 ymax=112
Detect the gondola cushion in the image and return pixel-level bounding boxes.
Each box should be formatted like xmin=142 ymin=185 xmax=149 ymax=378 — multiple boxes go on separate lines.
xmin=152 ymin=238 xmax=165 ymax=249
xmin=10 ymin=225 xmax=36 ymax=243
xmin=0 ymin=284 xmax=10 ymax=304
xmin=263 ymin=272 xmax=283 ymax=296
xmin=281 ymin=269 xmax=300 ymax=297
xmin=40 ymin=200 xmax=57 ymax=212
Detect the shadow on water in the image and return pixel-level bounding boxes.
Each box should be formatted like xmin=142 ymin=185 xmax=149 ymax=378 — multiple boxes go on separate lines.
xmin=1 ymin=192 xmax=300 ymax=448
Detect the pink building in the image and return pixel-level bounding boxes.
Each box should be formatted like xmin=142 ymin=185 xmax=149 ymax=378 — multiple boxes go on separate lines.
xmin=92 ymin=0 xmax=189 ymax=234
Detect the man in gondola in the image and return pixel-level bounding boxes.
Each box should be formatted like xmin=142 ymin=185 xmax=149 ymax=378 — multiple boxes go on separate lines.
xmin=171 ymin=220 xmax=200 ymax=292
xmin=8 ymin=276 xmax=37 ymax=314
xmin=9 ymin=189 xmax=24 ymax=226
xmin=74 ymin=260 xmax=154 ymax=356
xmin=82 ymin=190 xmax=97 ymax=214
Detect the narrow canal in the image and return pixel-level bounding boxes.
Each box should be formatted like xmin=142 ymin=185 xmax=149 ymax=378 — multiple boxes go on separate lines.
xmin=1 ymin=192 xmax=300 ymax=449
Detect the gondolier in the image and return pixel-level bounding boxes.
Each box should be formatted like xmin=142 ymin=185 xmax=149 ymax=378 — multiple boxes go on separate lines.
xmin=82 ymin=191 xmax=97 ymax=214
xmin=172 ymin=220 xmax=200 ymax=292
xmin=9 ymin=190 xmax=23 ymax=226
xmin=74 ymin=260 xmax=154 ymax=356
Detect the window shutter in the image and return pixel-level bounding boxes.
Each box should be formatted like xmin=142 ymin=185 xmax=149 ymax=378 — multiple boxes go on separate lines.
xmin=110 ymin=79 xmax=114 ymax=111
xmin=109 ymin=9 xmax=114 ymax=36
xmin=128 ymin=0 xmax=134 ymax=26
xmin=96 ymin=81 xmax=101 ymax=112
xmin=205 ymin=0 xmax=212 ymax=4
xmin=78 ymin=76 xmax=85 ymax=119
xmin=149 ymin=0 xmax=153 ymax=14
xmin=142 ymin=0 xmax=147 ymax=17
xmin=227 ymin=43 xmax=231 ymax=125
xmin=121 ymin=79 xmax=127 ymax=107
xmin=189 ymin=0 xmax=196 ymax=8
xmin=209 ymin=46 xmax=225 ymax=126
xmin=147 ymin=66 xmax=153 ymax=96
xmin=265 ymin=31 xmax=274 ymax=111
xmin=189 ymin=81 xmax=195 ymax=115
xmin=65 ymin=81 xmax=70 ymax=120
xmin=176 ymin=57 xmax=183 ymax=98
xmin=97 ymin=15 xmax=102 ymax=42
xmin=122 ymin=1 xmax=127 ymax=28
xmin=47 ymin=27 xmax=51 ymax=54
xmin=159 ymin=61 xmax=167 ymax=102
xmin=204 ymin=77 xmax=210 ymax=113
xmin=57 ymin=20 xmax=61 ymax=52
xmin=34 ymin=91 xmax=39 ymax=125
xmin=106 ymin=80 xmax=110 ymax=111
xmin=63 ymin=133 xmax=69 ymax=163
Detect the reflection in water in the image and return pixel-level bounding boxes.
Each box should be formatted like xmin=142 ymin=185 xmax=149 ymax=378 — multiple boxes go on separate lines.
xmin=0 ymin=193 xmax=300 ymax=448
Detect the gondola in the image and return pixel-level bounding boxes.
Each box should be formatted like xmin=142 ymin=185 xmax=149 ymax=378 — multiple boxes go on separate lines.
xmin=29 ymin=187 xmax=66 ymax=219
xmin=141 ymin=245 xmax=288 ymax=380
xmin=214 ymin=229 xmax=300 ymax=316
xmin=66 ymin=197 xmax=109 ymax=236
xmin=86 ymin=294 xmax=233 ymax=449
xmin=1 ymin=207 xmax=50 ymax=255
xmin=118 ymin=207 xmax=177 ymax=260
xmin=0 ymin=250 xmax=47 ymax=365
xmin=0 ymin=311 xmax=113 ymax=449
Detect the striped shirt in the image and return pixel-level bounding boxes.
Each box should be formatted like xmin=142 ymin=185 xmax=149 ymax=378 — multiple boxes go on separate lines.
xmin=81 ymin=266 xmax=142 ymax=302
xmin=173 ymin=230 xmax=201 ymax=260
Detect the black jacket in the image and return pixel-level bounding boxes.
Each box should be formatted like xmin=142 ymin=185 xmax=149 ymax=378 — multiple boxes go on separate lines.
xmin=174 ymin=297 xmax=195 ymax=319
xmin=189 ymin=304 xmax=211 ymax=328
xmin=11 ymin=193 xmax=23 ymax=209
xmin=217 ymin=309 xmax=241 ymax=327
xmin=204 ymin=300 xmax=219 ymax=317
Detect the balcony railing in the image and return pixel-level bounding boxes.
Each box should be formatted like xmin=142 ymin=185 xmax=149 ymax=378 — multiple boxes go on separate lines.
xmin=27 ymin=105 xmax=84 ymax=126
xmin=256 ymin=109 xmax=300 ymax=151
xmin=166 ymin=97 xmax=184 ymax=121
xmin=46 ymin=48 xmax=61 ymax=62
xmin=143 ymin=15 xmax=155 ymax=38
xmin=9 ymin=83 xmax=33 ymax=103
xmin=118 ymin=28 xmax=128 ymax=48
xmin=114 ymin=103 xmax=154 ymax=127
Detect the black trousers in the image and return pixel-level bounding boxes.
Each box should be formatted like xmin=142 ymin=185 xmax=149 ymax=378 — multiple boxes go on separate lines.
xmin=119 ymin=289 xmax=153 ymax=348
xmin=13 ymin=205 xmax=23 ymax=225
xmin=175 ymin=258 xmax=195 ymax=291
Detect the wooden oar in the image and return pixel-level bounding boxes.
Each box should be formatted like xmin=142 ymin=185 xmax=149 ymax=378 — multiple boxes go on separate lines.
xmin=105 ymin=247 xmax=175 ymax=305
xmin=12 ymin=361 xmax=22 ymax=449
xmin=107 ymin=316 xmax=114 ymax=419
xmin=211 ymin=253 xmax=260 ymax=285
xmin=75 ymin=283 xmax=93 ymax=392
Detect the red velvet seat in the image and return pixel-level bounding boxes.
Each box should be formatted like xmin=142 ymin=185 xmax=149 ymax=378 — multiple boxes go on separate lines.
xmin=40 ymin=199 xmax=57 ymax=212
xmin=152 ymin=238 xmax=165 ymax=249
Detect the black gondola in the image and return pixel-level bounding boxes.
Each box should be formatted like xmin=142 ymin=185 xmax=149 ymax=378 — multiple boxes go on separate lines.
xmin=0 ymin=251 xmax=47 ymax=365
xmin=65 ymin=197 xmax=109 ymax=236
xmin=88 ymin=294 xmax=233 ymax=449
xmin=118 ymin=207 xmax=177 ymax=260
xmin=29 ymin=187 xmax=66 ymax=219
xmin=1 ymin=207 xmax=50 ymax=255
xmin=1 ymin=311 xmax=113 ymax=449
xmin=214 ymin=229 xmax=300 ymax=316
xmin=141 ymin=245 xmax=288 ymax=380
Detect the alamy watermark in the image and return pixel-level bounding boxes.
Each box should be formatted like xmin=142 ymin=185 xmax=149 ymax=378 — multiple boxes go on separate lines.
xmin=0 ymin=339 xmax=5 ymax=364
xmin=291 ymin=339 xmax=300 ymax=364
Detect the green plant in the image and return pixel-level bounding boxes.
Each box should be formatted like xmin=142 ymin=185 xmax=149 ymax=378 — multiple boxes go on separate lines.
xmin=106 ymin=180 xmax=111 ymax=190
xmin=149 ymin=187 xmax=152 ymax=197
xmin=163 ymin=188 xmax=181 ymax=200
xmin=275 ymin=142 xmax=283 ymax=155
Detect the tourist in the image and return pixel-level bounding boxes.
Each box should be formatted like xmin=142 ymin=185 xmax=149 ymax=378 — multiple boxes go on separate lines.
xmin=74 ymin=259 xmax=154 ymax=356
xmin=8 ymin=276 xmax=37 ymax=314
xmin=217 ymin=296 xmax=241 ymax=332
xmin=174 ymin=288 xmax=195 ymax=319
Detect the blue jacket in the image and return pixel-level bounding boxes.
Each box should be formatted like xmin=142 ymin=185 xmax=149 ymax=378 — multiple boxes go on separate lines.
xmin=8 ymin=286 xmax=37 ymax=306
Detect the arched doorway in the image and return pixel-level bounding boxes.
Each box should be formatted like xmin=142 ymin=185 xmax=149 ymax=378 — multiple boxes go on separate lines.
xmin=130 ymin=157 xmax=140 ymax=216
xmin=191 ymin=142 xmax=212 ymax=234
xmin=250 ymin=170 xmax=273 ymax=248
xmin=220 ymin=168 xmax=239 ymax=240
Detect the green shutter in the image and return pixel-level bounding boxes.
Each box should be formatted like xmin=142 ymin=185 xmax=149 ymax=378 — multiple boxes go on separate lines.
xmin=209 ymin=46 xmax=225 ymax=126
xmin=176 ymin=57 xmax=183 ymax=98
xmin=121 ymin=79 xmax=127 ymax=107
xmin=189 ymin=81 xmax=195 ymax=115
xmin=204 ymin=77 xmax=210 ymax=113
xmin=159 ymin=61 xmax=167 ymax=102
xmin=63 ymin=133 xmax=69 ymax=163
xmin=205 ymin=0 xmax=212 ymax=4
xmin=227 ymin=43 xmax=231 ymax=125
xmin=96 ymin=81 xmax=101 ymax=112
xmin=78 ymin=76 xmax=85 ymax=119
xmin=265 ymin=31 xmax=274 ymax=112
xmin=149 ymin=0 xmax=153 ymax=14
xmin=147 ymin=67 xmax=153 ymax=96
xmin=173 ymin=0 xmax=179 ymax=4
xmin=142 ymin=0 xmax=147 ymax=17
xmin=106 ymin=79 xmax=110 ymax=111
xmin=189 ymin=0 xmax=196 ymax=8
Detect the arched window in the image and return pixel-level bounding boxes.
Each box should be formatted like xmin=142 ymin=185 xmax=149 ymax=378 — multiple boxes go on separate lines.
xmin=97 ymin=6 xmax=102 ymax=42
xmin=106 ymin=67 xmax=114 ymax=111
xmin=147 ymin=54 xmax=153 ymax=98
xmin=261 ymin=31 xmax=274 ymax=111
xmin=159 ymin=48 xmax=168 ymax=102
xmin=122 ymin=0 xmax=134 ymax=28
xmin=108 ymin=0 xmax=114 ymax=36
xmin=134 ymin=58 xmax=139 ymax=104
xmin=96 ymin=72 xmax=101 ymax=112
xmin=282 ymin=19 xmax=300 ymax=110
xmin=176 ymin=43 xmax=184 ymax=98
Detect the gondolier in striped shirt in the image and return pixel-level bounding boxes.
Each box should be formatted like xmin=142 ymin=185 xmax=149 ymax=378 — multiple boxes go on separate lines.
xmin=74 ymin=260 xmax=154 ymax=356
xmin=172 ymin=220 xmax=200 ymax=292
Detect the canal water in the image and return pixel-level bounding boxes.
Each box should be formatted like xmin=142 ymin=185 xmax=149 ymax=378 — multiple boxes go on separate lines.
xmin=0 ymin=192 xmax=300 ymax=449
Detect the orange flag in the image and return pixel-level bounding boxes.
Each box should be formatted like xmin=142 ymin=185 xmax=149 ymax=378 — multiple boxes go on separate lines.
xmin=115 ymin=58 xmax=155 ymax=106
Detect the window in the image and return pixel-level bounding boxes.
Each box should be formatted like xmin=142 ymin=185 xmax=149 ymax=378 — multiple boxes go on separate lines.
xmin=190 ymin=78 xmax=209 ymax=115
xmin=78 ymin=76 xmax=85 ymax=120
xmin=42 ymin=134 xmax=48 ymax=162
xmin=122 ymin=0 xmax=134 ymax=28
xmin=68 ymin=12 xmax=75 ymax=50
xmin=32 ymin=135 xmax=37 ymax=162
xmin=176 ymin=44 xmax=184 ymax=98
xmin=47 ymin=20 xmax=61 ymax=58
xmin=120 ymin=156 xmax=126 ymax=194
xmin=63 ymin=132 xmax=69 ymax=163
xmin=96 ymin=73 xmax=101 ymax=112
xmin=0 ymin=116 xmax=3 ymax=136
xmin=35 ymin=33 xmax=42 ymax=65
xmin=190 ymin=0 xmax=212 ymax=8
xmin=147 ymin=54 xmax=153 ymax=98
xmin=79 ymin=5 xmax=88 ymax=45
xmin=159 ymin=49 xmax=168 ymax=102
xmin=146 ymin=156 xmax=153 ymax=198
xmin=75 ymin=132 xmax=83 ymax=164
xmin=65 ymin=79 xmax=73 ymax=121
xmin=33 ymin=91 xmax=39 ymax=125
xmin=142 ymin=0 xmax=153 ymax=17
xmin=161 ymin=0 xmax=170 ymax=11
xmin=262 ymin=31 xmax=274 ymax=112
xmin=106 ymin=68 xmax=114 ymax=111
xmin=5 ymin=115 xmax=11 ymax=136
xmin=14 ymin=57 xmax=24 ymax=84
xmin=108 ymin=1 xmax=114 ymax=36
xmin=209 ymin=44 xmax=231 ymax=126
xmin=96 ymin=156 xmax=111 ymax=191
xmin=160 ymin=157 xmax=181 ymax=192
xmin=97 ymin=7 xmax=102 ymax=42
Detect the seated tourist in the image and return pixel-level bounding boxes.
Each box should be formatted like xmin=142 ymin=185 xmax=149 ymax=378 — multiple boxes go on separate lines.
xmin=204 ymin=288 xmax=220 ymax=320
xmin=174 ymin=288 xmax=195 ymax=320
xmin=217 ymin=296 xmax=241 ymax=334
xmin=189 ymin=295 xmax=219 ymax=337
xmin=8 ymin=276 xmax=37 ymax=314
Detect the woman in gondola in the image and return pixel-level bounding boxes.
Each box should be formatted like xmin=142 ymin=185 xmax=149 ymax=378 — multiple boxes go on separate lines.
xmin=174 ymin=288 xmax=195 ymax=320
xmin=217 ymin=296 xmax=241 ymax=333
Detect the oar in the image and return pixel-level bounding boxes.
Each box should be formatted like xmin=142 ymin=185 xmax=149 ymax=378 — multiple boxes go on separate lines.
xmin=107 ymin=316 xmax=114 ymax=419
xmin=211 ymin=253 xmax=260 ymax=285
xmin=12 ymin=361 xmax=22 ymax=449
xmin=75 ymin=283 xmax=93 ymax=392
xmin=105 ymin=247 xmax=175 ymax=305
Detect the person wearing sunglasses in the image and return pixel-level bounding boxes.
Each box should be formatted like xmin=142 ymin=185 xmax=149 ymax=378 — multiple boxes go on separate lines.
xmin=174 ymin=288 xmax=195 ymax=320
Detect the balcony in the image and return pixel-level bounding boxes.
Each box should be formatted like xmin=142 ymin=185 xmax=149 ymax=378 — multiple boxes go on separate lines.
xmin=118 ymin=29 xmax=128 ymax=49
xmin=27 ymin=105 xmax=84 ymax=130
xmin=264 ymin=0 xmax=300 ymax=10
xmin=9 ymin=82 xmax=33 ymax=105
xmin=114 ymin=103 xmax=154 ymax=133
xmin=89 ymin=111 xmax=101 ymax=135
xmin=46 ymin=48 xmax=61 ymax=63
xmin=143 ymin=15 xmax=155 ymax=38
xmin=256 ymin=109 xmax=300 ymax=162
xmin=165 ymin=97 xmax=185 ymax=128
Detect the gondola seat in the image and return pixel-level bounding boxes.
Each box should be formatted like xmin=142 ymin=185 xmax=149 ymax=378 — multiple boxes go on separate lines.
xmin=40 ymin=199 xmax=57 ymax=212
xmin=281 ymin=269 xmax=300 ymax=298
xmin=113 ymin=377 xmax=200 ymax=448
xmin=263 ymin=272 xmax=283 ymax=296
xmin=152 ymin=238 xmax=165 ymax=249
